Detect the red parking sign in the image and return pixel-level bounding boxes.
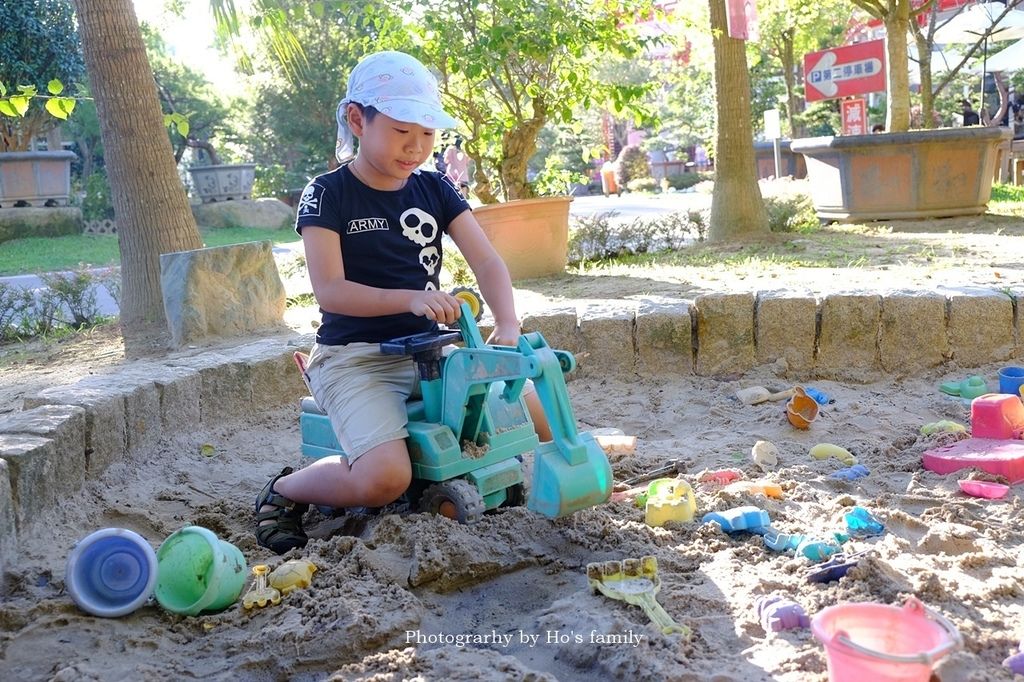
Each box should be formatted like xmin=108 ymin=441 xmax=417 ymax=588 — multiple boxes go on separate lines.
xmin=804 ymin=40 xmax=886 ymax=103
xmin=841 ymin=98 xmax=867 ymax=136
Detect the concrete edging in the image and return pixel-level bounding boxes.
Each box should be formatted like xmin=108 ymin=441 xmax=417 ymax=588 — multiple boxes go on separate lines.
xmin=0 ymin=288 xmax=1021 ymax=568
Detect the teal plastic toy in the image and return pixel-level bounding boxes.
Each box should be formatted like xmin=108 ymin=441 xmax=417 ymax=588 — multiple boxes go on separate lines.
xmin=939 ymin=375 xmax=990 ymax=400
xmin=300 ymin=299 xmax=612 ymax=522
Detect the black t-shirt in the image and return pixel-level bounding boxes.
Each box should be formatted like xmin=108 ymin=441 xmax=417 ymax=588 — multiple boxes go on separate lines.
xmin=295 ymin=165 xmax=470 ymax=345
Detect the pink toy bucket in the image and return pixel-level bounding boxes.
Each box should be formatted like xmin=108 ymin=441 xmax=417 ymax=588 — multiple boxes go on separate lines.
xmin=811 ymin=597 xmax=962 ymax=682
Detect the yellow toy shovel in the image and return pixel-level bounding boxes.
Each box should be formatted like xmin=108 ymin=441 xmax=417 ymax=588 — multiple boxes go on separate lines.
xmin=587 ymin=556 xmax=690 ymax=636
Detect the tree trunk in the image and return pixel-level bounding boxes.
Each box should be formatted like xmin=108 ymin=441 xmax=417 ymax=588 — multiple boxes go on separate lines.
xmin=780 ymin=30 xmax=802 ymax=138
xmin=708 ymin=0 xmax=768 ymax=242
xmin=913 ymin=29 xmax=936 ymax=129
xmin=883 ymin=2 xmax=912 ymax=133
xmin=500 ymin=95 xmax=547 ymax=201
xmin=72 ymin=0 xmax=202 ymax=345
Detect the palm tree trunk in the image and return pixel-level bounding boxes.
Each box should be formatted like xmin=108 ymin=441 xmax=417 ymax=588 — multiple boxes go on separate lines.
xmin=708 ymin=0 xmax=769 ymax=242
xmin=72 ymin=0 xmax=202 ymax=344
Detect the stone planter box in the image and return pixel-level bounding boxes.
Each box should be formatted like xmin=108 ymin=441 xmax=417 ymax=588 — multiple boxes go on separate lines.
xmin=754 ymin=141 xmax=806 ymax=180
xmin=0 ymin=151 xmax=77 ymax=208
xmin=187 ymin=163 xmax=256 ymax=203
xmin=791 ymin=127 xmax=1011 ymax=222
xmin=473 ymin=196 xmax=572 ymax=280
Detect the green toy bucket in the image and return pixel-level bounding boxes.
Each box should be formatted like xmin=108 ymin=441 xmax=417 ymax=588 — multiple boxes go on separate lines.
xmin=154 ymin=526 xmax=247 ymax=615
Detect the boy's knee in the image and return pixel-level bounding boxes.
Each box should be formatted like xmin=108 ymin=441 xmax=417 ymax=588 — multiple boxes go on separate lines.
xmin=360 ymin=466 xmax=412 ymax=506
xmin=354 ymin=448 xmax=412 ymax=506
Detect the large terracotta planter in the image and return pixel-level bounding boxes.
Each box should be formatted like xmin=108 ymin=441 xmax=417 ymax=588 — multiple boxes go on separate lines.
xmin=188 ymin=163 xmax=256 ymax=203
xmin=0 ymin=150 xmax=77 ymax=208
xmin=791 ymin=127 xmax=1011 ymax=222
xmin=473 ymin=196 xmax=572 ymax=280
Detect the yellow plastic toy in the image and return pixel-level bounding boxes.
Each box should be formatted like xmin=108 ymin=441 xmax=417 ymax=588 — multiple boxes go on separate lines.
xmin=268 ymin=559 xmax=317 ymax=595
xmin=920 ymin=420 xmax=966 ymax=436
xmin=242 ymin=564 xmax=281 ymax=609
xmin=587 ymin=556 xmax=689 ymax=636
xmin=809 ymin=443 xmax=857 ymax=466
xmin=644 ymin=479 xmax=697 ymax=527
xmin=723 ymin=480 xmax=783 ymax=499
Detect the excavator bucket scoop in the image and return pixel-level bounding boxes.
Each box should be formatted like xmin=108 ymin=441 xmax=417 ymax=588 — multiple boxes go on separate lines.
xmin=529 ymin=433 xmax=613 ymax=518
xmin=519 ymin=332 xmax=612 ymax=518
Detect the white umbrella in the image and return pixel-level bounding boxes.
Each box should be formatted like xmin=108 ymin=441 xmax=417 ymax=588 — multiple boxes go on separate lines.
xmin=932 ymin=2 xmax=1024 ymax=108
xmin=932 ymin=2 xmax=1024 ymax=44
xmin=985 ymin=37 xmax=1024 ymax=71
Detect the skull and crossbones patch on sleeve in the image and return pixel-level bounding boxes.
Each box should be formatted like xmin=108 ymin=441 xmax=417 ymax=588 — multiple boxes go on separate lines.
xmin=297 ymin=182 xmax=326 ymax=218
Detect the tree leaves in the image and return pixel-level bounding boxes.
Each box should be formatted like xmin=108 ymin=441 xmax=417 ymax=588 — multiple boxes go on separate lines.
xmin=0 ymin=79 xmax=81 ymax=120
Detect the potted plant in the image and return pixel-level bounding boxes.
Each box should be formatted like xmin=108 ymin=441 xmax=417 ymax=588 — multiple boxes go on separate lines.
xmin=791 ymin=0 xmax=1011 ymax=221
xmin=0 ymin=0 xmax=84 ymax=208
xmin=414 ymin=0 xmax=654 ymax=278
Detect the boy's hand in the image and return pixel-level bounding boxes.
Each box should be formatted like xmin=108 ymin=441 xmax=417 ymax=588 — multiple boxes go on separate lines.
xmin=411 ymin=290 xmax=462 ymax=325
xmin=486 ymin=321 xmax=521 ymax=346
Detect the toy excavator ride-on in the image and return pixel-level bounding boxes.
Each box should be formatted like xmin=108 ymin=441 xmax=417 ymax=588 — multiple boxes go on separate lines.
xmin=298 ymin=291 xmax=612 ymax=522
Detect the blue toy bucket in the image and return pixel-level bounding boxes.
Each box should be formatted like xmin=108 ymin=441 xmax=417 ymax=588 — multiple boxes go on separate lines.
xmin=65 ymin=528 xmax=158 ymax=618
xmin=998 ymin=366 xmax=1024 ymax=396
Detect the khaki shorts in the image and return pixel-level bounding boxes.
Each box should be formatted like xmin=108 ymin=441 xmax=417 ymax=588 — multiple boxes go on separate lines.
xmin=305 ymin=341 xmax=538 ymax=462
xmin=305 ymin=342 xmax=417 ymax=462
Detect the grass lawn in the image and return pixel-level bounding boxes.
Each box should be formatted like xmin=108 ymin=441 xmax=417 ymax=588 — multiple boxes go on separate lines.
xmin=0 ymin=227 xmax=301 ymax=276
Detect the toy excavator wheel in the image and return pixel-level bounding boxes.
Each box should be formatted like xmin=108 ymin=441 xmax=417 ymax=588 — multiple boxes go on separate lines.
xmin=451 ymin=286 xmax=484 ymax=322
xmin=420 ymin=479 xmax=485 ymax=524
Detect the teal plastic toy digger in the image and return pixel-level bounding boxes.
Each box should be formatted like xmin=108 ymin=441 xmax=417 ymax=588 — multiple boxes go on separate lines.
xmin=298 ymin=297 xmax=612 ymax=522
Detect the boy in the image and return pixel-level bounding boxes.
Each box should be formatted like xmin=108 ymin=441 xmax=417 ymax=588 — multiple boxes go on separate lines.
xmin=255 ymin=51 xmax=549 ymax=554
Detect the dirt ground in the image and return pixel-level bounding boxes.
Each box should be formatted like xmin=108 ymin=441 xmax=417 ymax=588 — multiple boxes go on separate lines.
xmin=0 ymin=215 xmax=1022 ymax=681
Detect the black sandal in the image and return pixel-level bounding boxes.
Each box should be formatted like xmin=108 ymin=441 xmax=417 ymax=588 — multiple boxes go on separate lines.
xmin=255 ymin=467 xmax=309 ymax=555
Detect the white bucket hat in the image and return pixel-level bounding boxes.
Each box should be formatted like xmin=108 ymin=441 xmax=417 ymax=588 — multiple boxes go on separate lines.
xmin=335 ymin=51 xmax=459 ymax=162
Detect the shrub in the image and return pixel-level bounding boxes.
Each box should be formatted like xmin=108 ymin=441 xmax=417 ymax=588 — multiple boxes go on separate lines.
xmin=763 ymin=194 xmax=819 ymax=233
xmin=568 ymin=209 xmax=707 ymax=264
xmin=626 ymin=177 xmax=658 ymax=193
xmin=441 ymin=249 xmax=474 ymax=288
xmin=759 ymin=177 xmax=819 ymax=233
xmin=614 ymin=145 xmax=651 ymax=188
xmin=39 ymin=270 xmax=101 ymax=327
xmin=568 ymin=211 xmax=623 ymax=262
xmin=0 ymin=267 xmax=109 ymax=343
xmin=666 ymin=172 xmax=711 ymax=191
xmin=81 ymin=171 xmax=114 ymax=221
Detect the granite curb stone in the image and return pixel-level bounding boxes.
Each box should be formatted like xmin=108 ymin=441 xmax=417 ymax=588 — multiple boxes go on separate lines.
xmin=755 ymin=292 xmax=817 ymax=373
xmin=695 ymin=293 xmax=756 ymax=376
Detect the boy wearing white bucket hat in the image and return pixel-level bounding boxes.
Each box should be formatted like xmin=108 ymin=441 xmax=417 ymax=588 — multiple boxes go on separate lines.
xmin=255 ymin=51 xmax=548 ymax=554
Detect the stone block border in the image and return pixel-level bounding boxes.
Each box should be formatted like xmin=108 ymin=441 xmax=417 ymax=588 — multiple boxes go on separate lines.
xmin=1 ymin=288 xmax=1021 ymax=568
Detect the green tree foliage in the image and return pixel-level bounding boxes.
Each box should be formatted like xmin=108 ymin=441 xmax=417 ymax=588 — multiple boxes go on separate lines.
xmin=243 ymin=1 xmax=408 ymax=195
xmin=141 ymin=25 xmax=240 ymax=165
xmin=0 ymin=0 xmax=85 ymax=151
xmin=754 ymin=0 xmax=848 ymax=137
xmin=414 ymin=0 xmax=657 ymax=203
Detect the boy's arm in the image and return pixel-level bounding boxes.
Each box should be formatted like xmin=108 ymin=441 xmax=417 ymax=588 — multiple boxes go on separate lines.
xmin=447 ymin=210 xmax=520 ymax=345
xmin=302 ymin=226 xmax=461 ymax=324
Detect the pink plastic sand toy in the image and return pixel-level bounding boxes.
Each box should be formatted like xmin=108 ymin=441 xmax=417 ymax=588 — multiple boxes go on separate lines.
xmin=957 ymin=479 xmax=1010 ymax=499
xmin=922 ymin=394 xmax=1024 ymax=483
xmin=811 ymin=597 xmax=962 ymax=682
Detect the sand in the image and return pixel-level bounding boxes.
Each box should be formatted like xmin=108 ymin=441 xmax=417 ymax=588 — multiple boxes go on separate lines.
xmin=1 ymin=358 xmax=1022 ymax=681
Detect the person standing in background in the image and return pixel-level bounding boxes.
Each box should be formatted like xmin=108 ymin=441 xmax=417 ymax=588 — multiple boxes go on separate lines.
xmin=443 ymin=137 xmax=471 ymax=197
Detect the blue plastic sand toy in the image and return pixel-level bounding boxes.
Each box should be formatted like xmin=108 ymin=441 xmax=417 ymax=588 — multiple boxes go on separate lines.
xmin=805 ymin=550 xmax=874 ymax=583
xmin=844 ymin=506 xmax=885 ymax=538
xmin=702 ymin=506 xmax=771 ymax=534
xmin=831 ymin=464 xmax=870 ymax=481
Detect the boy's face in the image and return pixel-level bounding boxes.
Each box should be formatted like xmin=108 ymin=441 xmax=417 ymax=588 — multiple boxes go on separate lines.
xmin=353 ymin=107 xmax=437 ymax=186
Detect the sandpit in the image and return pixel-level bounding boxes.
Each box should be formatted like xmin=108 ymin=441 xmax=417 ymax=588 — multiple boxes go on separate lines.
xmin=1 ymin=360 xmax=1022 ymax=681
